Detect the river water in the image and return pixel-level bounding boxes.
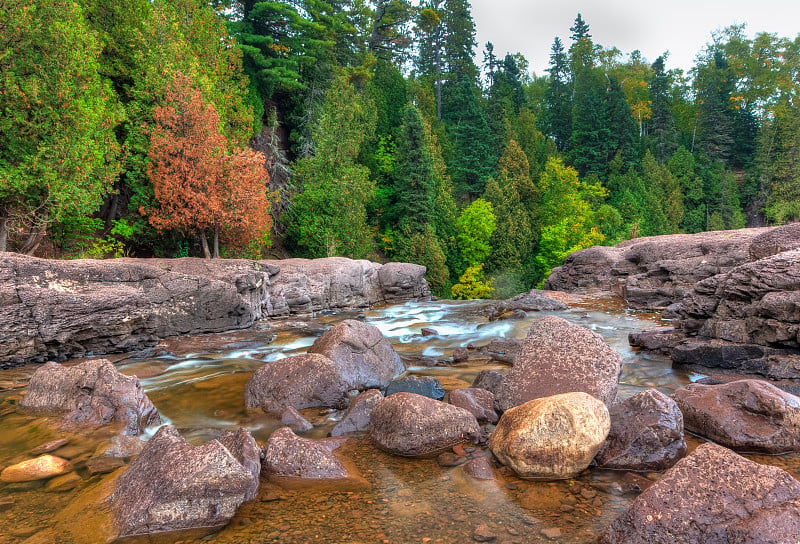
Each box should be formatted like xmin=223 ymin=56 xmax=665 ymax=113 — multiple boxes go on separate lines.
xmin=1 ymin=295 xmax=799 ymax=543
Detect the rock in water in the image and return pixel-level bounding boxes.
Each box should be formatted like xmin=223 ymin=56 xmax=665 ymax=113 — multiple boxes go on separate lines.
xmin=107 ymin=425 xmax=257 ymax=538
xmin=0 ymin=455 xmax=73 ymax=482
xmin=488 ymin=289 xmax=568 ymax=321
xmin=385 ymin=375 xmax=445 ymax=400
xmin=449 ymin=388 xmax=499 ymax=424
xmin=370 ymin=393 xmax=480 ymax=457
xmin=600 ymin=442 xmax=800 ymax=544
xmin=217 ymin=428 xmax=262 ymax=501
xmin=262 ymin=427 xmax=349 ymax=480
xmin=495 ymin=317 xmax=622 ymax=411
xmin=308 ymin=319 xmax=404 ymax=391
xmin=331 ymin=389 xmax=383 ymax=436
xmin=596 ymin=389 xmax=686 ymax=472
xmin=19 ymin=359 xmax=160 ymax=435
xmin=673 ymin=379 xmax=800 ymax=453
xmin=489 ymin=392 xmax=610 ymax=480
xmin=244 ymin=353 xmax=349 ymax=414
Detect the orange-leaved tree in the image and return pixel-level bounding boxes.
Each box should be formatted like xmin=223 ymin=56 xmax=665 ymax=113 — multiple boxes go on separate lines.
xmin=145 ymin=72 xmax=271 ymax=258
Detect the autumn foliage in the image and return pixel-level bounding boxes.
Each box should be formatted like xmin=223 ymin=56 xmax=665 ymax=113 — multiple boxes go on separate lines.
xmin=146 ymin=72 xmax=271 ymax=257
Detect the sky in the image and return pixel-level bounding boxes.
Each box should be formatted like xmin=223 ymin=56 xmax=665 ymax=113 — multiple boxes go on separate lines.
xmin=470 ymin=0 xmax=800 ymax=76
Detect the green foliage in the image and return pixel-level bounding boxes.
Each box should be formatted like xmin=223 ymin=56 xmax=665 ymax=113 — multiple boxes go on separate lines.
xmin=394 ymin=224 xmax=450 ymax=297
xmin=456 ymin=198 xmax=496 ymax=267
xmin=451 ymin=263 xmax=494 ymax=299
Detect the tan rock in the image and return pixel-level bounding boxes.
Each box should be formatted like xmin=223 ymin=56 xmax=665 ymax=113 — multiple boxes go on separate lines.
xmin=0 ymin=455 xmax=73 ymax=482
xmin=489 ymin=392 xmax=610 ymax=480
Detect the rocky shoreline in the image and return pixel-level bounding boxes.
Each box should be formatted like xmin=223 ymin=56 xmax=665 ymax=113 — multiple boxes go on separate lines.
xmin=0 ymin=254 xmax=429 ymax=367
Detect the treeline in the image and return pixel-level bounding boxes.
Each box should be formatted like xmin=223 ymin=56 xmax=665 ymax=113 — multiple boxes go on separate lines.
xmin=2 ymin=1 xmax=800 ymax=298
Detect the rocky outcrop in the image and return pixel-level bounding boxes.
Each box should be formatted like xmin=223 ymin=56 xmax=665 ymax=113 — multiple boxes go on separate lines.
xmin=489 ymin=392 xmax=610 ymax=480
xmin=262 ymin=427 xmax=349 ymax=480
xmin=0 ymin=254 xmax=429 ymax=366
xmin=308 ymin=319 xmax=405 ymax=391
xmin=369 ymin=392 xmax=480 ymax=457
xmin=600 ymin=442 xmax=800 ymax=544
xmin=244 ymin=353 xmax=350 ymax=414
xmin=595 ymin=389 xmax=686 ymax=472
xmin=494 ymin=316 xmax=622 ymax=411
xmin=18 ymin=359 xmax=160 ymax=435
xmin=545 ymin=227 xmax=772 ymax=310
xmin=673 ymin=379 xmax=800 ymax=454
xmin=107 ymin=425 xmax=257 ymax=538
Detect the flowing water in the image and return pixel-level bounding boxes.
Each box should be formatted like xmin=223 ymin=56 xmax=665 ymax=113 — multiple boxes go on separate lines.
xmin=1 ymin=295 xmax=799 ymax=543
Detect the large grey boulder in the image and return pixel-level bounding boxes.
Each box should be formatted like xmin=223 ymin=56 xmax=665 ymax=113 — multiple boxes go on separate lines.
xmin=19 ymin=359 xmax=160 ymax=435
xmin=600 ymin=442 xmax=800 ymax=544
xmin=107 ymin=425 xmax=257 ymax=538
xmin=370 ymin=393 xmax=480 ymax=457
xmin=244 ymin=353 xmax=350 ymax=414
xmin=495 ymin=316 xmax=622 ymax=411
xmin=673 ymin=379 xmax=800 ymax=453
xmin=489 ymin=392 xmax=610 ymax=480
xmin=488 ymin=289 xmax=568 ymax=321
xmin=595 ymin=389 xmax=686 ymax=471
xmin=309 ymin=319 xmax=405 ymax=391
xmin=262 ymin=427 xmax=349 ymax=480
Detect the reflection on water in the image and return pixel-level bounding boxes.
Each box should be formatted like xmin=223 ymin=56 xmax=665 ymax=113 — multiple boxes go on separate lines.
xmin=1 ymin=295 xmax=799 ymax=543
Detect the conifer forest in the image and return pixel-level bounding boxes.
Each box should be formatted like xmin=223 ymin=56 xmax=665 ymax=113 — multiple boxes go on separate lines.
xmin=3 ymin=0 xmax=800 ymax=298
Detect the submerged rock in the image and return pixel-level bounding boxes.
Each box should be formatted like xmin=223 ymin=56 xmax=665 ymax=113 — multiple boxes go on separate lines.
xmin=244 ymin=353 xmax=349 ymax=414
xmin=331 ymin=389 xmax=383 ymax=436
xmin=595 ymin=389 xmax=686 ymax=472
xmin=18 ymin=359 xmax=160 ymax=435
xmin=107 ymin=425 xmax=256 ymax=538
xmin=673 ymin=379 xmax=800 ymax=453
xmin=370 ymin=392 xmax=480 ymax=457
xmin=308 ymin=319 xmax=405 ymax=391
xmin=0 ymin=455 xmax=73 ymax=483
xmin=495 ymin=317 xmax=622 ymax=411
xmin=262 ymin=427 xmax=349 ymax=480
xmin=490 ymin=392 xmax=610 ymax=480
xmin=600 ymin=442 xmax=800 ymax=544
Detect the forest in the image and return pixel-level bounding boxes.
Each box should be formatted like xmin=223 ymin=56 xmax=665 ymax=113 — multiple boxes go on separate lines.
xmin=2 ymin=0 xmax=800 ymax=298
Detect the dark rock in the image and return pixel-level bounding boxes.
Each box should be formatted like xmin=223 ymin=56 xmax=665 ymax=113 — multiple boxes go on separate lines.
xmin=471 ymin=370 xmax=507 ymax=396
xmin=217 ymin=428 xmax=262 ymax=500
xmin=672 ymin=379 xmax=800 ymax=453
xmin=0 ymin=496 xmax=15 ymax=512
xmin=370 ymin=392 xmax=480 ymax=457
xmin=449 ymin=388 xmax=499 ymax=424
xmin=262 ymin=427 xmax=349 ymax=480
xmin=107 ymin=425 xmax=256 ymax=538
xmin=473 ymin=523 xmax=497 ymax=542
xmin=628 ymin=328 xmax=686 ymax=355
xmin=495 ymin=317 xmax=622 ymax=411
xmin=452 ymin=348 xmax=470 ymax=363
xmin=19 ymin=359 xmax=160 ymax=435
xmin=749 ymin=222 xmax=800 ymax=260
xmin=331 ymin=389 xmax=383 ymax=436
xmin=488 ymin=289 xmax=568 ymax=321
xmin=477 ymin=340 xmax=521 ymax=364
xmin=463 ymin=457 xmax=495 ymax=480
xmin=244 ymin=353 xmax=349 ymax=414
xmin=600 ymin=442 xmax=800 ymax=544
xmin=420 ymin=327 xmax=438 ymax=336
xmin=86 ymin=456 xmax=126 ymax=475
xmin=596 ymin=389 xmax=686 ymax=472
xmin=280 ymin=406 xmax=313 ymax=432
xmin=308 ymin=319 xmax=405 ymax=391
xmin=385 ymin=375 xmax=445 ymax=400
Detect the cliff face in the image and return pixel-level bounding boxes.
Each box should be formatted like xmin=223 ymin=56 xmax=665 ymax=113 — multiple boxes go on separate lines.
xmin=0 ymin=255 xmax=429 ymax=366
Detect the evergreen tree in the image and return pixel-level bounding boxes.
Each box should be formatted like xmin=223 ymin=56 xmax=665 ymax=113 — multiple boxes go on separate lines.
xmin=393 ymin=105 xmax=437 ymax=231
xmin=648 ymin=56 xmax=678 ymax=161
xmin=542 ymin=37 xmax=572 ymax=151
xmin=441 ymin=0 xmax=478 ymax=82
xmin=605 ymin=76 xmax=639 ymax=166
xmin=667 ymin=146 xmax=706 ymax=232
xmin=568 ymin=82 xmax=611 ymax=178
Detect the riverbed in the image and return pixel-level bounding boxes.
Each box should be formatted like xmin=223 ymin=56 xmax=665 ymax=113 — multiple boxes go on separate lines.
xmin=1 ymin=295 xmax=798 ymax=543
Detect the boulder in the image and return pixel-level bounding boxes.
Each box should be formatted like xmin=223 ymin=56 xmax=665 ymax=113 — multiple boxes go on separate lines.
xmin=477 ymin=340 xmax=520 ymax=364
xmin=262 ymin=427 xmax=349 ymax=480
xmin=19 ymin=359 xmax=160 ymax=435
xmin=107 ymin=425 xmax=256 ymax=538
xmin=471 ymin=370 xmax=507 ymax=395
xmin=385 ymin=375 xmax=445 ymax=400
xmin=331 ymin=389 xmax=383 ymax=436
xmin=672 ymin=379 xmax=800 ymax=453
xmin=595 ymin=389 xmax=686 ymax=471
xmin=308 ymin=319 xmax=405 ymax=391
xmin=488 ymin=289 xmax=568 ymax=321
xmin=370 ymin=393 xmax=480 ymax=457
xmin=244 ymin=353 xmax=349 ymax=414
xmin=0 ymin=455 xmax=73 ymax=483
xmin=495 ymin=317 xmax=622 ymax=411
xmin=462 ymin=457 xmax=495 ymax=480
xmin=600 ymin=442 xmax=800 ymax=544
xmin=489 ymin=392 xmax=610 ymax=480
xmin=217 ymin=428 xmax=262 ymax=500
xmin=452 ymin=347 xmax=469 ymax=363
xmin=448 ymin=388 xmax=499 ymax=424
xmin=377 ymin=262 xmax=431 ymax=302
xmin=280 ymin=406 xmax=313 ymax=432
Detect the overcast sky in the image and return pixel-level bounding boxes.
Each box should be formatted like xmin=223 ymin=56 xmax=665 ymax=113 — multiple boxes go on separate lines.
xmin=471 ymin=0 xmax=800 ymax=76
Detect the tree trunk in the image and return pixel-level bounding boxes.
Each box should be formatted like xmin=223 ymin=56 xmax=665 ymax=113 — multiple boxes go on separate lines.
xmin=200 ymin=231 xmax=211 ymax=259
xmin=212 ymin=225 xmax=219 ymax=259
xmin=0 ymin=215 xmax=8 ymax=252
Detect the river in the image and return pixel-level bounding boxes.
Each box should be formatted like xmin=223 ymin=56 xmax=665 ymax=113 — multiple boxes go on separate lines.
xmin=1 ymin=295 xmax=798 ymax=543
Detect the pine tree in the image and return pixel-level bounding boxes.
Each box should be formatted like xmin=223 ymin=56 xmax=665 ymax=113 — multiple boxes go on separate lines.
xmin=606 ymin=76 xmax=639 ymax=166
xmin=648 ymin=56 xmax=678 ymax=161
xmin=542 ymin=37 xmax=572 ymax=151
xmin=393 ymin=105 xmax=437 ymax=231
